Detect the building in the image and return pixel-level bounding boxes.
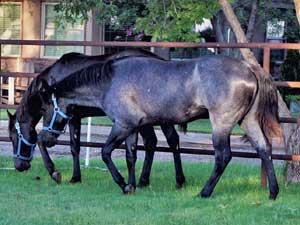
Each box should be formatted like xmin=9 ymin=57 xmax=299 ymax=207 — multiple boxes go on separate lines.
xmin=0 ymin=0 xmax=108 ymax=103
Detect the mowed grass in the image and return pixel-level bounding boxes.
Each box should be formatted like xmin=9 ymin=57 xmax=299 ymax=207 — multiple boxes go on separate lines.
xmin=0 ymin=156 xmax=300 ymax=225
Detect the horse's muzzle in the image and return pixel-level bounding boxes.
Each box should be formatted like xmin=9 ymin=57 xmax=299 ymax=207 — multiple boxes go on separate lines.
xmin=14 ymin=158 xmax=31 ymax=172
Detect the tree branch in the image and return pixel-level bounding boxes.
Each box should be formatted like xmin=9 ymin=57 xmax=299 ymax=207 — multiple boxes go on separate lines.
xmin=246 ymin=0 xmax=258 ymax=41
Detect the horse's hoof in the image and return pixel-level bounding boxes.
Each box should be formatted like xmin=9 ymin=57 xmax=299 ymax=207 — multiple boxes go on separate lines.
xmin=269 ymin=184 xmax=279 ymax=200
xmin=52 ymin=171 xmax=62 ymax=184
xmin=269 ymin=192 xmax=279 ymax=200
xmin=123 ymin=184 xmax=136 ymax=194
xmin=176 ymin=181 xmax=185 ymax=189
xmin=175 ymin=176 xmax=186 ymax=189
xmin=137 ymin=180 xmax=150 ymax=188
xmin=69 ymin=176 xmax=82 ymax=184
xmin=199 ymin=189 xmax=212 ymax=198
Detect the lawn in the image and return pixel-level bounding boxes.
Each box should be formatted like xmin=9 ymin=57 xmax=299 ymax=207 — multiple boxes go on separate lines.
xmin=0 ymin=156 xmax=300 ymax=225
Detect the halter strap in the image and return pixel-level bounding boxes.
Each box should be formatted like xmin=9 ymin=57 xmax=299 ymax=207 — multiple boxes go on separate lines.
xmin=42 ymin=94 xmax=71 ymax=135
xmin=13 ymin=121 xmax=36 ymax=161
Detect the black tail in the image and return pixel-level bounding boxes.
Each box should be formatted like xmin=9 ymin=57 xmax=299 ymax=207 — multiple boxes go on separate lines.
xmin=248 ymin=64 xmax=282 ymax=142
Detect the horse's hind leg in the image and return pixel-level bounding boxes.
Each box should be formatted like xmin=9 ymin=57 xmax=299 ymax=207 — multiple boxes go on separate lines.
xmin=161 ymin=124 xmax=186 ymax=189
xmin=125 ymin=132 xmax=138 ymax=192
xmin=138 ymin=126 xmax=157 ymax=187
xmin=240 ymin=115 xmax=279 ymax=200
xmin=200 ymin=127 xmax=232 ymax=198
xmin=101 ymin=123 xmax=133 ymax=194
xmin=68 ymin=117 xmax=82 ymax=183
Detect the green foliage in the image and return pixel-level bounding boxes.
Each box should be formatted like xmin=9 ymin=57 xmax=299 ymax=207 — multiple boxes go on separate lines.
xmin=135 ymin=0 xmax=219 ymax=42
xmin=285 ymin=95 xmax=300 ymax=103
xmin=55 ymin=0 xmax=145 ymax=30
xmin=55 ymin=0 xmax=220 ymax=42
xmin=280 ymin=50 xmax=300 ymax=103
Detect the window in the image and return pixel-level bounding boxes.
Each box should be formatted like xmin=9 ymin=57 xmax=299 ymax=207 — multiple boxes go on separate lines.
xmin=41 ymin=3 xmax=84 ymax=58
xmin=0 ymin=3 xmax=21 ymax=56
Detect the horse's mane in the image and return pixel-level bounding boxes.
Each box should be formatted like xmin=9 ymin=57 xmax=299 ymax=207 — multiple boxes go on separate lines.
xmin=52 ymin=49 xmax=163 ymax=95
xmin=18 ymin=52 xmax=111 ymax=107
xmin=56 ymin=52 xmax=111 ymax=65
xmin=19 ymin=49 xmax=162 ymax=107
xmin=53 ymin=62 xmax=107 ymax=95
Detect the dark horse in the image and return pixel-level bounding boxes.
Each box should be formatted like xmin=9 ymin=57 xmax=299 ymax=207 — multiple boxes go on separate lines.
xmin=8 ymin=50 xmax=185 ymax=190
xmin=33 ymin=54 xmax=281 ymax=199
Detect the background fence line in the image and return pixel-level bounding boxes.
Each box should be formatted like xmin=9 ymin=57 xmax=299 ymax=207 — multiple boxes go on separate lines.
xmin=0 ymin=40 xmax=300 ymax=187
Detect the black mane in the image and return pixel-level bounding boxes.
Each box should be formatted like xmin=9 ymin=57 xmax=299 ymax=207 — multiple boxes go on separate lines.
xmin=18 ymin=49 xmax=162 ymax=112
xmin=53 ymin=62 xmax=107 ymax=95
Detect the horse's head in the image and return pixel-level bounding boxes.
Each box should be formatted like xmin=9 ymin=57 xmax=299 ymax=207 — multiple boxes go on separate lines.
xmin=38 ymin=94 xmax=71 ymax=147
xmin=7 ymin=110 xmax=37 ymax=172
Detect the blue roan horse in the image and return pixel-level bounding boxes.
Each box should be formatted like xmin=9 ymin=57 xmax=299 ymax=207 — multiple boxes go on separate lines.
xmin=8 ymin=50 xmax=186 ymax=191
xmin=9 ymin=52 xmax=282 ymax=199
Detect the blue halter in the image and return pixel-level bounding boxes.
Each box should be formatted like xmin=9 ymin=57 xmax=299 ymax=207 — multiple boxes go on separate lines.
xmin=13 ymin=121 xmax=36 ymax=161
xmin=42 ymin=94 xmax=71 ymax=135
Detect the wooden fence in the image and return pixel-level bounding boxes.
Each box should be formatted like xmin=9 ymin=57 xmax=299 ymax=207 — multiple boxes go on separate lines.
xmin=0 ymin=40 xmax=300 ymax=187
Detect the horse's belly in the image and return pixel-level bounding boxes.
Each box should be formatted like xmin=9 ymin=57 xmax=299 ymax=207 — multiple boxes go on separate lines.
xmin=138 ymin=97 xmax=207 ymax=125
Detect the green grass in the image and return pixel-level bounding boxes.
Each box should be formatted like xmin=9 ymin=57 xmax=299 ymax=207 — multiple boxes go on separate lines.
xmin=0 ymin=156 xmax=300 ymax=225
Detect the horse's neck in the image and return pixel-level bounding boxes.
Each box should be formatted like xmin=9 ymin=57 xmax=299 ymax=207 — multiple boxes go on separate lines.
xmin=61 ymin=85 xmax=105 ymax=110
xmin=17 ymin=103 xmax=42 ymax=129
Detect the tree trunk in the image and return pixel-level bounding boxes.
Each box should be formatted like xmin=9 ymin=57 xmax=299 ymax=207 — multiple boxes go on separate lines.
xmin=218 ymin=0 xmax=298 ymax=182
xmin=246 ymin=0 xmax=258 ymax=41
xmin=295 ymin=0 xmax=300 ymax=25
xmin=212 ymin=12 xmax=227 ymax=55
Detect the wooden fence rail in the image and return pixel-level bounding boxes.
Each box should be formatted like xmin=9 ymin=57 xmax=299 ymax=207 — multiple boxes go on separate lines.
xmin=0 ymin=40 xmax=300 ymax=188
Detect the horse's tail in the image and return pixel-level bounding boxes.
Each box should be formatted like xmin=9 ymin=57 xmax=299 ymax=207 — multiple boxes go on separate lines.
xmin=178 ymin=123 xmax=188 ymax=134
xmin=247 ymin=63 xmax=282 ymax=143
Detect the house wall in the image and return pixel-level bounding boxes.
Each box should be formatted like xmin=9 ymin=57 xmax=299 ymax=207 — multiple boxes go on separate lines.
xmin=22 ymin=0 xmax=41 ymax=58
xmin=0 ymin=0 xmax=104 ymax=73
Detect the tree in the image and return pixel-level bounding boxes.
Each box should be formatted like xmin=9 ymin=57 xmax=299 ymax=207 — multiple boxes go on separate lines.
xmin=214 ymin=0 xmax=299 ymax=58
xmin=295 ymin=0 xmax=300 ymax=24
xmin=134 ymin=0 xmax=219 ymax=42
xmin=55 ymin=0 xmax=220 ymax=42
xmin=54 ymin=0 xmax=145 ymax=31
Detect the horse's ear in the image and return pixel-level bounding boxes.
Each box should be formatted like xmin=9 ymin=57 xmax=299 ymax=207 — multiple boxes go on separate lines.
xmin=7 ymin=110 xmax=16 ymax=120
xmin=37 ymin=79 xmax=50 ymax=93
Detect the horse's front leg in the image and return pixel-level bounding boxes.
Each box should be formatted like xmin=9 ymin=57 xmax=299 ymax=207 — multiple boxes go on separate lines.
xmin=161 ymin=124 xmax=185 ymax=189
xmin=68 ymin=117 xmax=82 ymax=183
xmin=101 ymin=123 xmax=132 ymax=194
xmin=124 ymin=132 xmax=138 ymax=193
xmin=37 ymin=141 xmax=62 ymax=184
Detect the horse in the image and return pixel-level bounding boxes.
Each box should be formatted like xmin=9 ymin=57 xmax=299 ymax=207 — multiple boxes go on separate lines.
xmin=8 ymin=50 xmax=186 ymax=190
xmin=35 ymin=54 xmax=281 ymax=199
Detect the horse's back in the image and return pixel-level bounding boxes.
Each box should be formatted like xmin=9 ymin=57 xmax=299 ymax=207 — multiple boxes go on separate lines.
xmin=104 ymin=55 xmax=258 ymax=125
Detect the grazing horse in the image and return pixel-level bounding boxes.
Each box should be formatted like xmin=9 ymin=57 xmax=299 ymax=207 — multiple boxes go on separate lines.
xmin=8 ymin=50 xmax=185 ymax=189
xmin=36 ymin=54 xmax=280 ymax=199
